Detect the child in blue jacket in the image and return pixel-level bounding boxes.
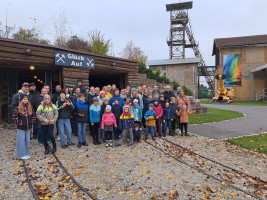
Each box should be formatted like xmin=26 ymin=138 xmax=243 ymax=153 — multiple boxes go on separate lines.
xmin=162 ymin=101 xmax=174 ymax=136
xmin=144 ymin=104 xmax=157 ymax=140
xmin=90 ymin=97 xmax=101 ymax=145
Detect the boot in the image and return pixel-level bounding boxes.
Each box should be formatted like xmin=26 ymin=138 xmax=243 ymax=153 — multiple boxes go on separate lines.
xmin=51 ymin=143 xmax=57 ymax=153
xmin=96 ymin=137 xmax=102 ymax=145
xmin=78 ymin=142 xmax=82 ymax=148
xmin=44 ymin=147 xmax=49 ymax=155
xmin=105 ymin=140 xmax=109 ymax=147
xmin=145 ymin=135 xmax=148 ymax=140
xmin=93 ymin=135 xmax=98 ymax=145
xmin=109 ymin=140 xmax=113 ymax=147
xmin=152 ymin=136 xmax=156 ymax=140
xmin=185 ymin=132 xmax=189 ymax=136
xmin=181 ymin=132 xmax=184 ymax=136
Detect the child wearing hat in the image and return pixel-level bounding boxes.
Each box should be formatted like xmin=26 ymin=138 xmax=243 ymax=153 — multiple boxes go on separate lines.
xmin=101 ymin=105 xmax=117 ymax=147
xmin=111 ymin=98 xmax=123 ymax=140
xmin=162 ymin=101 xmax=174 ymax=137
xmin=90 ymin=97 xmax=102 ymax=145
xmin=131 ymin=99 xmax=142 ymax=127
xmin=115 ymin=105 xmax=134 ymax=146
xmin=12 ymin=94 xmax=36 ymax=159
xmin=144 ymin=103 xmax=157 ymax=140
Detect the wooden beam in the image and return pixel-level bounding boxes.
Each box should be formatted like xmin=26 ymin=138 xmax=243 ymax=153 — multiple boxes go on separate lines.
xmin=0 ymin=69 xmax=3 ymax=122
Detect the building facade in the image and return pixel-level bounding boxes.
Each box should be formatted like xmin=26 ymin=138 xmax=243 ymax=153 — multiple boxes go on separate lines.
xmin=146 ymin=57 xmax=200 ymax=98
xmin=213 ymin=35 xmax=267 ymax=101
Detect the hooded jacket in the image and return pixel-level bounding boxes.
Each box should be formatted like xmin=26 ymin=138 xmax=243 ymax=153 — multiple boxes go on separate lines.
xmin=109 ymin=95 xmax=125 ymax=107
xmin=119 ymin=113 xmax=134 ymax=130
xmin=153 ymin=104 xmax=163 ymax=118
xmin=75 ymin=100 xmax=89 ymax=123
xmin=10 ymin=90 xmax=32 ymax=115
xmin=12 ymin=105 xmax=36 ymax=130
xmin=111 ymin=103 xmax=123 ymax=121
xmin=36 ymin=104 xmax=58 ymax=125
xmin=143 ymin=98 xmax=154 ymax=114
xmin=86 ymin=92 xmax=97 ymax=107
xmin=144 ymin=109 xmax=156 ymax=127
xmin=101 ymin=112 xmax=117 ymax=129
xmin=89 ymin=104 xmax=101 ymax=123
xmin=131 ymin=105 xmax=142 ymax=121
xmin=56 ymin=98 xmax=75 ymax=119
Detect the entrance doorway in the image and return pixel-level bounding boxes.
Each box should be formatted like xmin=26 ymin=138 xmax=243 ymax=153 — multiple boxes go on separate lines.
xmin=89 ymin=73 xmax=126 ymax=90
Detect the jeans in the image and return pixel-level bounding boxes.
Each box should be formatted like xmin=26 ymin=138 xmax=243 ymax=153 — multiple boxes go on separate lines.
xmin=37 ymin=126 xmax=43 ymax=144
xmin=16 ymin=129 xmax=30 ymax=158
xmin=77 ymin=122 xmax=86 ymax=143
xmin=41 ymin=124 xmax=55 ymax=148
xmin=145 ymin=126 xmax=154 ymax=137
xmin=163 ymin=119 xmax=172 ymax=135
xmin=58 ymin=119 xmax=72 ymax=146
xmin=33 ymin=119 xmax=39 ymax=138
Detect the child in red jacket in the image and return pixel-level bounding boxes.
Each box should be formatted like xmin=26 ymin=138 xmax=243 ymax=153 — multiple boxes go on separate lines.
xmin=101 ymin=105 xmax=117 ymax=147
xmin=153 ymin=99 xmax=163 ymax=137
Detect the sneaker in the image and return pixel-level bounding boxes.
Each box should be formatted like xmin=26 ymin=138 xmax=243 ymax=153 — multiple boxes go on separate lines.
xmin=68 ymin=142 xmax=75 ymax=146
xmin=105 ymin=141 xmax=109 ymax=147
xmin=127 ymin=142 xmax=133 ymax=146
xmin=78 ymin=142 xmax=82 ymax=148
xmin=145 ymin=135 xmax=148 ymax=140
xmin=114 ymin=143 xmax=121 ymax=147
xmin=61 ymin=145 xmax=67 ymax=148
xmin=82 ymin=142 xmax=88 ymax=146
xmin=21 ymin=155 xmax=30 ymax=160
xmin=181 ymin=132 xmax=184 ymax=136
xmin=185 ymin=132 xmax=189 ymax=136
xmin=109 ymin=140 xmax=113 ymax=147
xmin=163 ymin=134 xmax=166 ymax=137
xmin=179 ymin=130 xmax=181 ymax=134
xmin=158 ymin=134 xmax=162 ymax=138
xmin=57 ymin=136 xmax=60 ymax=141
xmin=152 ymin=136 xmax=156 ymax=140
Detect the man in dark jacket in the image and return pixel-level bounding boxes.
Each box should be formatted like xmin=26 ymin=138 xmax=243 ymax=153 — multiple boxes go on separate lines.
xmin=29 ymin=83 xmax=40 ymax=139
xmin=56 ymin=90 xmax=75 ymax=148
xmin=72 ymin=79 xmax=87 ymax=96
xmin=10 ymin=82 xmax=32 ymax=115
xmin=86 ymin=87 xmax=97 ymax=107
xmin=52 ymin=85 xmax=61 ymax=104
xmin=163 ymin=85 xmax=175 ymax=102
xmin=109 ymin=89 xmax=125 ymax=106
xmin=71 ymin=87 xmax=81 ymax=136
xmin=111 ymin=99 xmax=123 ymax=140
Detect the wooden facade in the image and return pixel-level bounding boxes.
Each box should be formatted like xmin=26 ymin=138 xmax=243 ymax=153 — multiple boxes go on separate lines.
xmin=0 ymin=38 xmax=138 ymax=122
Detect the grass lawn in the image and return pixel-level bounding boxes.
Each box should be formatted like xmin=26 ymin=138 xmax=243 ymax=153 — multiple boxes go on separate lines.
xmin=200 ymin=99 xmax=267 ymax=106
xmin=189 ymin=107 xmax=244 ymax=125
xmin=226 ymin=134 xmax=267 ymax=154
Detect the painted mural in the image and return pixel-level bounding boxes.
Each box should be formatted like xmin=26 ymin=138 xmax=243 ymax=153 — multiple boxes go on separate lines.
xmin=223 ymin=54 xmax=242 ymax=86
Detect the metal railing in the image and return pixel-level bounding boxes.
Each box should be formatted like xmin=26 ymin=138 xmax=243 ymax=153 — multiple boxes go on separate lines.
xmin=256 ymin=88 xmax=267 ymax=101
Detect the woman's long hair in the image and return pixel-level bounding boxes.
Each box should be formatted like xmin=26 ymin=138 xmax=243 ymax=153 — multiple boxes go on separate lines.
xmin=121 ymin=107 xmax=132 ymax=117
xmin=42 ymin=97 xmax=53 ymax=109
xmin=18 ymin=100 xmax=33 ymax=115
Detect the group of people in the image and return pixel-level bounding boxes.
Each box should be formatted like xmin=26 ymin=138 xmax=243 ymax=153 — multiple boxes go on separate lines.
xmin=10 ymin=79 xmax=195 ymax=160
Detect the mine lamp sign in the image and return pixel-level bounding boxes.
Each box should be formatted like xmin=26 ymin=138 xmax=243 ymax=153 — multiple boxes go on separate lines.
xmin=54 ymin=50 xmax=95 ymax=69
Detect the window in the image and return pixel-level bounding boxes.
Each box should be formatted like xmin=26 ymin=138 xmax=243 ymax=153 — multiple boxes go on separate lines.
xmin=161 ymin=65 xmax=166 ymax=70
xmin=152 ymin=66 xmax=157 ymax=71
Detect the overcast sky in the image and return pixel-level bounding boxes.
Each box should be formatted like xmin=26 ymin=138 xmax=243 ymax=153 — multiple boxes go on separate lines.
xmin=1 ymin=0 xmax=267 ymax=66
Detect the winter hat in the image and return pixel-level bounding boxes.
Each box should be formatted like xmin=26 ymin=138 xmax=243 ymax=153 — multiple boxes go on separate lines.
xmin=99 ymin=91 xmax=105 ymax=95
xmin=103 ymin=97 xmax=109 ymax=102
xmin=177 ymin=87 xmax=182 ymax=90
xmin=106 ymin=105 xmax=111 ymax=111
xmin=154 ymin=98 xmax=159 ymax=102
xmin=133 ymin=99 xmax=138 ymax=103
xmin=77 ymin=79 xmax=83 ymax=83
xmin=165 ymin=85 xmax=171 ymax=89
xmin=131 ymin=88 xmax=137 ymax=92
xmin=21 ymin=94 xmax=29 ymax=99
xmin=93 ymin=97 xmax=99 ymax=102
xmin=149 ymin=103 xmax=154 ymax=108
xmin=124 ymin=105 xmax=130 ymax=110
xmin=43 ymin=95 xmax=51 ymax=100
xmin=22 ymin=82 xmax=30 ymax=87
xmin=30 ymin=82 xmax=36 ymax=86
xmin=160 ymin=94 xmax=164 ymax=98
xmin=59 ymin=90 xmax=66 ymax=95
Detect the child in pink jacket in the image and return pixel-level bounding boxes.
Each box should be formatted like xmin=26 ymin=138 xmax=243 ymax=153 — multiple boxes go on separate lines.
xmin=101 ymin=105 xmax=117 ymax=147
xmin=153 ymin=99 xmax=163 ymax=137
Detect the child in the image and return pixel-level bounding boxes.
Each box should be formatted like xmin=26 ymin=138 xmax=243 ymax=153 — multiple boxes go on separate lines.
xmin=144 ymin=103 xmax=156 ymax=140
xmin=132 ymin=123 xmax=142 ymax=142
xmin=131 ymin=99 xmax=142 ymax=127
xmin=98 ymin=91 xmax=106 ymax=106
xmin=111 ymin=98 xmax=123 ymax=140
xmin=75 ymin=93 xmax=89 ymax=148
xmin=90 ymin=97 xmax=101 ymax=145
xmin=159 ymin=94 xmax=165 ymax=109
xmin=36 ymin=95 xmax=58 ymax=155
xmin=162 ymin=101 xmax=174 ymax=137
xmin=170 ymin=97 xmax=179 ymax=136
xmin=153 ymin=99 xmax=163 ymax=137
xmin=101 ymin=105 xmax=117 ymax=147
xmin=115 ymin=105 xmax=134 ymax=147
xmin=56 ymin=90 xmax=75 ymax=148
xmin=176 ymin=105 xmax=196 ymax=136
xmin=100 ymin=97 xmax=109 ymax=142
xmin=12 ymin=95 xmax=36 ymax=159
xmin=143 ymin=93 xmax=154 ymax=127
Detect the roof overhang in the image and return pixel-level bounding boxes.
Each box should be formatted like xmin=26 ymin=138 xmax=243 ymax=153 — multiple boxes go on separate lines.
xmin=251 ymin=64 xmax=267 ymax=73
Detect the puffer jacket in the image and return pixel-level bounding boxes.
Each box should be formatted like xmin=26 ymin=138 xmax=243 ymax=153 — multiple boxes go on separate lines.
xmin=101 ymin=112 xmax=117 ymax=129
xmin=131 ymin=105 xmax=142 ymax=121
xmin=36 ymin=104 xmax=58 ymax=125
xmin=90 ymin=104 xmax=101 ymax=123
xmin=162 ymin=107 xmax=174 ymax=120
xmin=144 ymin=110 xmax=156 ymax=127
xmin=109 ymin=95 xmax=125 ymax=107
xmin=12 ymin=105 xmax=36 ymax=130
xmin=119 ymin=113 xmax=134 ymax=130
xmin=56 ymin=98 xmax=74 ymax=119
xmin=75 ymin=100 xmax=89 ymax=123
xmin=153 ymin=104 xmax=163 ymax=118
xmin=111 ymin=103 xmax=123 ymax=121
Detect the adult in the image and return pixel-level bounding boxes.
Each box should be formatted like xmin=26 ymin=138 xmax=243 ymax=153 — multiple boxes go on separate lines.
xmin=64 ymin=87 xmax=71 ymax=99
xmin=52 ymin=85 xmax=61 ymax=104
xmin=10 ymin=82 xmax=32 ymax=114
xmin=98 ymin=91 xmax=106 ymax=106
xmin=29 ymin=83 xmax=40 ymax=140
xmin=111 ymin=84 xmax=116 ymax=96
xmin=72 ymin=79 xmax=87 ymax=96
xmin=43 ymin=84 xmax=50 ymax=94
xmin=104 ymin=85 xmax=112 ymax=99
xmin=126 ymin=85 xmax=131 ymax=92
xmin=174 ymin=87 xmax=182 ymax=98
xmin=142 ymin=85 xmax=147 ymax=93
xmin=86 ymin=87 xmax=98 ymax=107
xmin=147 ymin=86 xmax=152 ymax=94
xmin=95 ymin=87 xmax=100 ymax=96
xmin=130 ymin=88 xmax=143 ymax=109
xmin=71 ymin=87 xmax=81 ymax=105
xmin=37 ymin=88 xmax=48 ymax=112
xmin=177 ymin=90 xmax=191 ymax=111
xmin=120 ymin=89 xmax=127 ymax=102
xmin=109 ymin=89 xmax=125 ymax=106
xmin=152 ymin=85 xmax=160 ymax=97
xmin=137 ymin=86 xmax=143 ymax=95
xmin=142 ymin=88 xmax=149 ymax=104
xmin=163 ymin=85 xmax=175 ymax=102
xmin=71 ymin=87 xmax=81 ymax=137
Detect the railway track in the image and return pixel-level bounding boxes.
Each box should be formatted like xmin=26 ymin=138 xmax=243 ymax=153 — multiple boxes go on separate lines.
xmin=22 ymin=151 xmax=97 ymax=200
xmin=145 ymin=138 xmax=267 ymax=200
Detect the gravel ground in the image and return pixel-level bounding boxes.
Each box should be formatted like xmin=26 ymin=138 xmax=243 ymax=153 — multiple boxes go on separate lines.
xmin=0 ymin=124 xmax=266 ymax=200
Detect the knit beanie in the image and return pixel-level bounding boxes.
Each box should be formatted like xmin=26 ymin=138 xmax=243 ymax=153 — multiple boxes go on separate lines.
xmin=131 ymin=88 xmax=137 ymax=92
xmin=103 ymin=97 xmax=109 ymax=102
xmin=59 ymin=90 xmax=66 ymax=95
xmin=93 ymin=97 xmax=99 ymax=102
xmin=21 ymin=94 xmax=29 ymax=99
xmin=100 ymin=91 xmax=105 ymax=95
xmin=124 ymin=105 xmax=130 ymax=110
xmin=133 ymin=99 xmax=138 ymax=103
xmin=149 ymin=103 xmax=154 ymax=108
xmin=106 ymin=105 xmax=111 ymax=111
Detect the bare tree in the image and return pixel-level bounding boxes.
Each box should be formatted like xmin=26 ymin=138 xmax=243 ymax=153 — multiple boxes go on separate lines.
xmin=120 ymin=41 xmax=148 ymax=63
xmin=65 ymin=35 xmax=91 ymax=51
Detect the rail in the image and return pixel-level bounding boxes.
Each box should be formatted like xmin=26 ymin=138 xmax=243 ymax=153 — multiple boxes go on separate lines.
xmin=256 ymin=88 xmax=267 ymax=101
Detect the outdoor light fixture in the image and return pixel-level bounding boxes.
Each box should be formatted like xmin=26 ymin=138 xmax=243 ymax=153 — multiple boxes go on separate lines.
xmin=37 ymin=79 xmax=40 ymax=82
xmin=111 ymin=63 xmax=116 ymax=66
xmin=25 ymin=48 xmax=32 ymax=55
xmin=29 ymin=65 xmax=35 ymax=70
xmin=33 ymin=76 xmax=37 ymax=79
xmin=40 ymin=81 xmax=43 ymax=83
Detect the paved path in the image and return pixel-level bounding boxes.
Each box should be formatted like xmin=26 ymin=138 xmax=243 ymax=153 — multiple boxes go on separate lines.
xmin=189 ymin=104 xmax=267 ymax=140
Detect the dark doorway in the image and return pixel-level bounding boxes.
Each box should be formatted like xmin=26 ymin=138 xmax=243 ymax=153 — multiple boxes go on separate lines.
xmin=89 ymin=73 xmax=126 ymax=90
